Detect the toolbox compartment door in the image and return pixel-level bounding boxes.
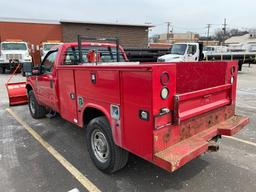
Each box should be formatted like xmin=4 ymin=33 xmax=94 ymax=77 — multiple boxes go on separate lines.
xmin=58 ymin=69 xmax=78 ymax=124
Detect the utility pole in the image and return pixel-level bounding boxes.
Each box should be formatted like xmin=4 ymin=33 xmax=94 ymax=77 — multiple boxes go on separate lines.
xmin=206 ymin=24 xmax=211 ymax=45
xmin=222 ymin=18 xmax=227 ymax=36
xmin=222 ymin=18 xmax=227 ymax=44
xmin=166 ymin=22 xmax=171 ymax=43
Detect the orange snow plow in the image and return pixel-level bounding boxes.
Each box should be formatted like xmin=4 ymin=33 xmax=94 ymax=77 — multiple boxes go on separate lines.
xmin=5 ymin=64 xmax=27 ymax=106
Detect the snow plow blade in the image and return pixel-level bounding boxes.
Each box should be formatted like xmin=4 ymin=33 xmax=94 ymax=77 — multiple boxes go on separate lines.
xmin=6 ymin=82 xmax=28 ymax=106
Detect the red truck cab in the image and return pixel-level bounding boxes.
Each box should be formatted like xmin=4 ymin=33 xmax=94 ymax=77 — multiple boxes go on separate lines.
xmin=24 ymin=36 xmax=249 ymax=173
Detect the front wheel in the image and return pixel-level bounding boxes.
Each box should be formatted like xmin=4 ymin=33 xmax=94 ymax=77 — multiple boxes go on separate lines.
xmin=86 ymin=116 xmax=129 ymax=173
xmin=28 ymin=90 xmax=46 ymax=119
xmin=0 ymin=66 xmax=6 ymax=74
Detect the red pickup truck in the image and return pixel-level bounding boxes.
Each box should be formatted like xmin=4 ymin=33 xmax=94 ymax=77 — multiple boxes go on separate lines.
xmin=23 ymin=36 xmax=249 ymax=173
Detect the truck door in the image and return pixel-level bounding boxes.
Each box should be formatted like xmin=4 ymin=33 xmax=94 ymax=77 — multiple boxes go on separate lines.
xmin=186 ymin=44 xmax=199 ymax=61
xmin=36 ymin=50 xmax=58 ymax=111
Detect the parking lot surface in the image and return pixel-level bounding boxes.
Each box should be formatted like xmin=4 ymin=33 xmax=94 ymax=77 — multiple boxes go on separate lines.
xmin=0 ymin=65 xmax=256 ymax=192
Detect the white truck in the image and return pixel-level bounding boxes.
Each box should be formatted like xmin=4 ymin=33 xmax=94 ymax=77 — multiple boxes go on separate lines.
xmin=158 ymin=42 xmax=256 ymax=71
xmin=157 ymin=43 xmax=202 ymax=62
xmin=0 ymin=40 xmax=32 ymax=74
xmin=40 ymin=41 xmax=62 ymax=62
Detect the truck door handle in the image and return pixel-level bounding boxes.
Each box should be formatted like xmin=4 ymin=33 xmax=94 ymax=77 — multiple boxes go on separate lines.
xmin=70 ymin=93 xmax=75 ymax=100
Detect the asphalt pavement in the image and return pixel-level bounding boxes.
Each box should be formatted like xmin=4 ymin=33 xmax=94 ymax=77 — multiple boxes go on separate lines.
xmin=0 ymin=65 xmax=255 ymax=192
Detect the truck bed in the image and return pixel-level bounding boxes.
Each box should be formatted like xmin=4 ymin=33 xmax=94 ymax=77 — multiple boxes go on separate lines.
xmin=55 ymin=61 xmax=248 ymax=172
xmin=152 ymin=61 xmax=249 ymax=171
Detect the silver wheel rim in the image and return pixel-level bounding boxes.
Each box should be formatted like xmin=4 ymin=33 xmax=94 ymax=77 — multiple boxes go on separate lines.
xmin=91 ymin=129 xmax=110 ymax=163
xmin=30 ymin=97 xmax=35 ymax=114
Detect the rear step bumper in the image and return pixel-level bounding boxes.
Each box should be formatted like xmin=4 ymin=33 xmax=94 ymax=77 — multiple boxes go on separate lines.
xmin=153 ymin=115 xmax=249 ymax=172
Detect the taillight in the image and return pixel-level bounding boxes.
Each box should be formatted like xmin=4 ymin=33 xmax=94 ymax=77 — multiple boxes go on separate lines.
xmin=231 ymin=66 xmax=236 ymax=75
xmin=160 ymin=72 xmax=170 ymax=100
xmin=160 ymin=72 xmax=170 ymax=85
xmin=230 ymin=66 xmax=236 ymax=84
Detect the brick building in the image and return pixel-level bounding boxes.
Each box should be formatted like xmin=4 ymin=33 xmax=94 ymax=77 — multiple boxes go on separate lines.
xmin=0 ymin=18 xmax=152 ymax=63
xmin=61 ymin=20 xmax=151 ymax=48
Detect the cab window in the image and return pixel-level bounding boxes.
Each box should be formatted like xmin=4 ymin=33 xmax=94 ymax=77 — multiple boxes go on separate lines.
xmin=187 ymin=45 xmax=197 ymax=55
xmin=41 ymin=51 xmax=57 ymax=74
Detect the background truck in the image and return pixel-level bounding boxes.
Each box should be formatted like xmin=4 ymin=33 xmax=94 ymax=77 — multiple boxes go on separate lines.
xmin=124 ymin=47 xmax=171 ymax=62
xmin=158 ymin=42 xmax=256 ymax=71
xmin=40 ymin=41 xmax=63 ymax=62
xmin=23 ymin=36 xmax=248 ymax=174
xmin=157 ymin=42 xmax=203 ymax=62
xmin=0 ymin=40 xmax=32 ymax=74
xmin=203 ymin=46 xmax=228 ymax=54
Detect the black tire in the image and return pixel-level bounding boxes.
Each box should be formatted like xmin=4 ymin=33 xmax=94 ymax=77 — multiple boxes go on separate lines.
xmin=0 ymin=66 xmax=6 ymax=74
xmin=86 ymin=116 xmax=129 ymax=173
xmin=238 ymin=60 xmax=243 ymax=71
xmin=28 ymin=90 xmax=46 ymax=119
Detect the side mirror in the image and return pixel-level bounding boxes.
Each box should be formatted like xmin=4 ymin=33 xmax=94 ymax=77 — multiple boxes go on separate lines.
xmin=22 ymin=62 xmax=33 ymax=76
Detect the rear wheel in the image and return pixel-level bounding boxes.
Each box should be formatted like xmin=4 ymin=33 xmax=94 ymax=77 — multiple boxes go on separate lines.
xmin=238 ymin=60 xmax=243 ymax=71
xmin=28 ymin=90 xmax=46 ymax=119
xmin=86 ymin=116 xmax=129 ymax=173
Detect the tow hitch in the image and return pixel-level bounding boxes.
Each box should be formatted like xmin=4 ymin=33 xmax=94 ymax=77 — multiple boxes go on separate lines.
xmin=208 ymin=135 xmax=221 ymax=152
xmin=208 ymin=140 xmax=219 ymax=152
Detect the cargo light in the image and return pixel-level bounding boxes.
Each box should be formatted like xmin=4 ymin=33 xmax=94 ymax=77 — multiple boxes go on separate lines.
xmin=231 ymin=66 xmax=236 ymax=75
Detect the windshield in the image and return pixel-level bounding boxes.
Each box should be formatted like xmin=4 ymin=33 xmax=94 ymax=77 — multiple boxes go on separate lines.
xmin=43 ymin=44 xmax=60 ymax=51
xmin=171 ymin=44 xmax=187 ymax=55
xmin=1 ymin=43 xmax=27 ymax=50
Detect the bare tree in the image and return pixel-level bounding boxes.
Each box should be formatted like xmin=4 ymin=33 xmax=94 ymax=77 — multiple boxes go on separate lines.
xmin=213 ymin=28 xmax=248 ymax=43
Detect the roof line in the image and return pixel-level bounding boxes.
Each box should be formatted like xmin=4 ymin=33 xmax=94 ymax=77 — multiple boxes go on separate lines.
xmin=0 ymin=17 xmax=60 ymax=24
xmin=0 ymin=17 xmax=154 ymax=27
xmin=60 ymin=20 xmax=154 ymax=27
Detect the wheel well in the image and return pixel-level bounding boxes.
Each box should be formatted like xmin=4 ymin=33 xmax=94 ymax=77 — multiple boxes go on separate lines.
xmin=83 ymin=107 xmax=105 ymax=128
xmin=26 ymin=84 xmax=33 ymax=95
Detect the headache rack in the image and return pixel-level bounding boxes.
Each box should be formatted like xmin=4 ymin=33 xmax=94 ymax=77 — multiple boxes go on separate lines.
xmin=77 ymin=35 xmax=121 ymax=63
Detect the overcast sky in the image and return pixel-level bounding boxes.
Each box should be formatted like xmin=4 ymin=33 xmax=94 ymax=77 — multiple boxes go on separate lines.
xmin=0 ymin=0 xmax=255 ymax=36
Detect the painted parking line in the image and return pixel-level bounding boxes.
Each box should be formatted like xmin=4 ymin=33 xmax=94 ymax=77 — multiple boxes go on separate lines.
xmin=224 ymin=136 xmax=256 ymax=147
xmin=6 ymin=108 xmax=101 ymax=192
